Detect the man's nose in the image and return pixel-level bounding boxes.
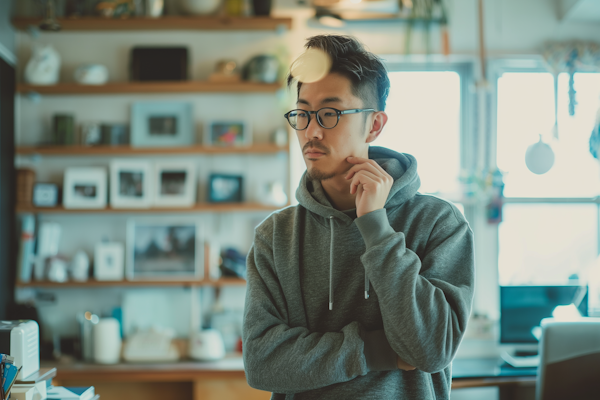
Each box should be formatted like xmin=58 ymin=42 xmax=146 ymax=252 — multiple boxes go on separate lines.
xmin=305 ymin=115 xmax=324 ymax=140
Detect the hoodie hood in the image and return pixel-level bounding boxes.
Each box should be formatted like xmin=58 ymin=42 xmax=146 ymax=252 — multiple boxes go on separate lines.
xmin=296 ymin=146 xmax=421 ymax=225
xmin=295 ymin=146 xmax=421 ymax=310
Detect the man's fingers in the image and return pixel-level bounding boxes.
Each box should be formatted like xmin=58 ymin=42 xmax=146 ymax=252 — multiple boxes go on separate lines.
xmin=350 ymin=171 xmax=379 ymax=194
xmin=397 ymin=355 xmax=416 ymax=371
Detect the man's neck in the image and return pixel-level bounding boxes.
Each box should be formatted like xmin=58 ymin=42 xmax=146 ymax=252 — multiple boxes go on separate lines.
xmin=321 ymin=176 xmax=357 ymax=211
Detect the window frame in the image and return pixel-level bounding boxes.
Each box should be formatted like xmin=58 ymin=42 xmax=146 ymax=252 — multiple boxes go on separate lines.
xmin=382 ymin=55 xmax=476 ymax=185
xmin=490 ymin=57 xmax=600 ymax=286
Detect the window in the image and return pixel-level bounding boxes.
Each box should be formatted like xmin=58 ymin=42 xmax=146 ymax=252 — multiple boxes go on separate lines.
xmin=378 ymin=70 xmax=462 ymax=200
xmin=379 ymin=60 xmax=474 ymax=215
xmin=495 ymin=67 xmax=600 ymax=287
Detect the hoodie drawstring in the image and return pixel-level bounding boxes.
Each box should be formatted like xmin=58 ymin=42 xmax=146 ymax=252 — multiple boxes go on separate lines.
xmin=329 ymin=215 xmax=371 ymax=310
xmin=329 ymin=216 xmax=334 ymax=311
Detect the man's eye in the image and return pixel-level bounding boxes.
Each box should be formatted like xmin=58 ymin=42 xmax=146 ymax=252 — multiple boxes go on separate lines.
xmin=323 ymin=112 xmax=336 ymax=117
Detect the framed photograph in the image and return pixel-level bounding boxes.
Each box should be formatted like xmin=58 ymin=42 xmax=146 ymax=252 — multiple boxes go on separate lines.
xmin=208 ymin=174 xmax=243 ymax=203
xmin=153 ymin=161 xmax=196 ymax=207
xmin=204 ymin=120 xmax=251 ymax=147
xmin=63 ymin=167 xmax=107 ymax=209
xmin=110 ymin=160 xmax=153 ymax=209
xmin=126 ymin=220 xmax=203 ymax=280
xmin=94 ymin=242 xmax=125 ymax=281
xmin=131 ymin=101 xmax=194 ymax=147
xmin=33 ymin=183 xmax=59 ymax=207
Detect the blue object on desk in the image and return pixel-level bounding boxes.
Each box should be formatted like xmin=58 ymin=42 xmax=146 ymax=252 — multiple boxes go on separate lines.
xmin=2 ymin=363 xmax=19 ymax=395
xmin=47 ymin=385 xmax=95 ymax=400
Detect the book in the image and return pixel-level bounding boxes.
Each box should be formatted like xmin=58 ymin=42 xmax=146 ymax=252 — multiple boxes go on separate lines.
xmin=2 ymin=363 xmax=20 ymax=398
xmin=17 ymin=214 xmax=35 ymax=283
xmin=46 ymin=386 xmax=95 ymax=400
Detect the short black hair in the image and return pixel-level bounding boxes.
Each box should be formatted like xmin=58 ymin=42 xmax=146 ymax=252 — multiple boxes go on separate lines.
xmin=287 ymin=35 xmax=390 ymax=112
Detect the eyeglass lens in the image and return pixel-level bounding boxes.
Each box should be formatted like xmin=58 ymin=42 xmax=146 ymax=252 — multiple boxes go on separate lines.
xmin=288 ymin=108 xmax=339 ymax=130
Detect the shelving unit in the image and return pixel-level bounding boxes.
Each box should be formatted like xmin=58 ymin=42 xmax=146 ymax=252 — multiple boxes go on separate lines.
xmin=11 ymin=16 xmax=292 ymax=31
xmin=17 ymin=81 xmax=281 ymax=95
xmin=16 ymin=202 xmax=287 ymax=214
xmin=16 ymin=143 xmax=287 ymax=156
xmin=15 ymin=277 xmax=246 ymax=288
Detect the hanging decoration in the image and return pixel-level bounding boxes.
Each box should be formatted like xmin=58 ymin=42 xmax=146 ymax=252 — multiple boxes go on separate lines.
xmin=590 ymin=110 xmax=600 ymax=160
xmin=399 ymin=0 xmax=449 ymax=55
xmin=542 ymin=41 xmax=600 ymax=117
xmin=459 ymin=168 xmax=505 ymax=224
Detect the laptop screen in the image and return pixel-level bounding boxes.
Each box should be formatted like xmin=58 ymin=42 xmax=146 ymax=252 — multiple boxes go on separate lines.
xmin=500 ymin=285 xmax=588 ymax=344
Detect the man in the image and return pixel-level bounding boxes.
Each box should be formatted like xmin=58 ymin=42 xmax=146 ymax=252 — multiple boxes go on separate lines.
xmin=242 ymin=34 xmax=475 ymax=399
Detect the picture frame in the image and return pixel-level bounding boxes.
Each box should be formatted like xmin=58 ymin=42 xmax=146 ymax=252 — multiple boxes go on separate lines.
xmin=208 ymin=174 xmax=244 ymax=203
xmin=110 ymin=160 xmax=153 ymax=209
xmin=126 ymin=219 xmax=203 ymax=280
xmin=63 ymin=167 xmax=107 ymax=209
xmin=131 ymin=101 xmax=194 ymax=147
xmin=153 ymin=161 xmax=196 ymax=207
xmin=33 ymin=183 xmax=59 ymax=207
xmin=94 ymin=242 xmax=125 ymax=281
xmin=204 ymin=120 xmax=252 ymax=147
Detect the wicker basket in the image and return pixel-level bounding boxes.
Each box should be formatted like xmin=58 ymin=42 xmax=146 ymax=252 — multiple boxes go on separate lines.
xmin=16 ymin=168 xmax=36 ymax=206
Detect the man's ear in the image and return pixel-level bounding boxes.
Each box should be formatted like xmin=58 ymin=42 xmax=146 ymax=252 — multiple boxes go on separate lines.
xmin=366 ymin=111 xmax=388 ymax=144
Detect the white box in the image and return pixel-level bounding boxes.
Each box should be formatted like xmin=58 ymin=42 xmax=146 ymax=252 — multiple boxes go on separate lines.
xmin=0 ymin=320 xmax=40 ymax=379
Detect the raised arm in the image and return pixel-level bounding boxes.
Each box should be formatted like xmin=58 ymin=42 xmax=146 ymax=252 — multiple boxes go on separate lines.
xmin=355 ymin=205 xmax=475 ymax=373
xmin=242 ymin=230 xmax=398 ymax=394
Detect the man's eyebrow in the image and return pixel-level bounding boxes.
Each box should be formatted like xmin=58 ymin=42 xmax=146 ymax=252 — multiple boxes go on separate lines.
xmin=321 ymin=97 xmax=342 ymax=104
xmin=296 ymin=97 xmax=342 ymax=106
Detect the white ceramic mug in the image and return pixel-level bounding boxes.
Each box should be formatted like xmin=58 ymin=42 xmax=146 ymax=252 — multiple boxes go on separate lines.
xmin=93 ymin=318 xmax=122 ymax=364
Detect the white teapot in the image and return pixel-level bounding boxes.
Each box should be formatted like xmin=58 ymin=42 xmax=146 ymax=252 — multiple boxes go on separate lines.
xmin=24 ymin=44 xmax=61 ymax=85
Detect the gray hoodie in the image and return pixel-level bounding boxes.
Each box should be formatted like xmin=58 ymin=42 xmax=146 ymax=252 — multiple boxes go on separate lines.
xmin=243 ymin=146 xmax=475 ymax=399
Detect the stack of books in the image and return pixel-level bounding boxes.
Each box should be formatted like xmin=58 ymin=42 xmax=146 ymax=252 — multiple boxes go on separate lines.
xmin=3 ymin=362 xmax=98 ymax=400
xmin=1 ymin=353 xmax=21 ymax=400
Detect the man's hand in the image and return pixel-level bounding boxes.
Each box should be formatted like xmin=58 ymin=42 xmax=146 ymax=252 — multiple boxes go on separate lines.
xmin=397 ymin=355 xmax=416 ymax=371
xmin=345 ymin=156 xmax=393 ymax=218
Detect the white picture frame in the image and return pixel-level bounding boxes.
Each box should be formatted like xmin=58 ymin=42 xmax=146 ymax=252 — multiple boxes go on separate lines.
xmin=110 ymin=160 xmax=153 ymax=209
xmin=126 ymin=219 xmax=204 ymax=280
xmin=63 ymin=167 xmax=107 ymax=209
xmin=153 ymin=161 xmax=196 ymax=207
xmin=131 ymin=101 xmax=194 ymax=148
xmin=94 ymin=242 xmax=125 ymax=281
xmin=204 ymin=120 xmax=252 ymax=147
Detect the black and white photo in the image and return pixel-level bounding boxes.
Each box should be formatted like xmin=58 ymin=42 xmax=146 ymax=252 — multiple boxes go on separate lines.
xmin=110 ymin=160 xmax=152 ymax=208
xmin=153 ymin=162 xmax=196 ymax=207
xmin=63 ymin=167 xmax=107 ymax=209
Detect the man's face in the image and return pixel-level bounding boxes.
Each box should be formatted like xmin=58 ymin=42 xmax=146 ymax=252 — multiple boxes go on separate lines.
xmin=295 ymin=73 xmax=372 ymax=181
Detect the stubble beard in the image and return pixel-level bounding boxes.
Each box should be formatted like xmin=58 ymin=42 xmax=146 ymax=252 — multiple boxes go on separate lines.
xmin=307 ymin=166 xmax=337 ymax=182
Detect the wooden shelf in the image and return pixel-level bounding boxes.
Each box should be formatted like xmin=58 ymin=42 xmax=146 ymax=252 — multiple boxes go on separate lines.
xmin=16 ymin=143 xmax=289 ymax=156
xmin=12 ymin=16 xmax=292 ymax=31
xmin=17 ymin=81 xmax=282 ymax=95
xmin=16 ymin=202 xmax=287 ymax=214
xmin=16 ymin=277 xmax=246 ymax=288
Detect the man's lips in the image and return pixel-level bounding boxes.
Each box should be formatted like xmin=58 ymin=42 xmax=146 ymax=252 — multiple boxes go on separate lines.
xmin=305 ymin=148 xmax=326 ymax=157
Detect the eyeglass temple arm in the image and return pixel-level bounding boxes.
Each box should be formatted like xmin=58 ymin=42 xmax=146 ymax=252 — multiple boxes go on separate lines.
xmin=339 ymin=109 xmax=376 ymax=115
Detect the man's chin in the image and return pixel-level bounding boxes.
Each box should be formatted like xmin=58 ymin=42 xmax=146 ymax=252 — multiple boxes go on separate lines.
xmin=307 ymin=167 xmax=336 ymax=182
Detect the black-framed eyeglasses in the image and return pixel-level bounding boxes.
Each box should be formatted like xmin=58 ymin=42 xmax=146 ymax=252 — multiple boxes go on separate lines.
xmin=284 ymin=107 xmax=376 ymax=130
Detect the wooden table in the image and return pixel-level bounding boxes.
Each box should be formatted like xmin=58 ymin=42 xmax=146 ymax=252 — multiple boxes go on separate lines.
xmin=45 ymin=355 xmax=270 ymax=400
xmin=45 ymin=356 xmax=537 ymax=400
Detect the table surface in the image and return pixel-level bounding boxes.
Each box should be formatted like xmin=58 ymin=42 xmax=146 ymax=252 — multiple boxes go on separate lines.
xmin=452 ymin=358 xmax=537 ymax=379
xmin=45 ymin=356 xmax=538 ymax=381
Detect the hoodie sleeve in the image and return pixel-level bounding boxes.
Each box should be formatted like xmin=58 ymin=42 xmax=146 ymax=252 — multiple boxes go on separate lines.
xmin=242 ymin=228 xmax=393 ymax=394
xmin=354 ymin=204 xmax=475 ymax=374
